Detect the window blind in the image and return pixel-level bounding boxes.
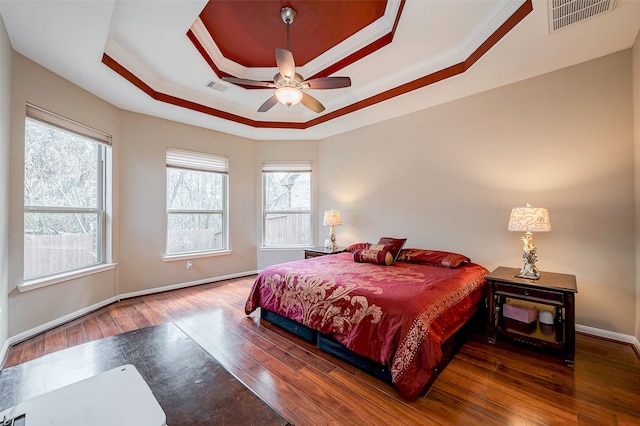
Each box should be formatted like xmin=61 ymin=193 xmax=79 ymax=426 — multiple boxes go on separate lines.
xmin=166 ymin=148 xmax=228 ymax=173
xmin=262 ymin=161 xmax=312 ymax=173
xmin=26 ymin=103 xmax=112 ymax=145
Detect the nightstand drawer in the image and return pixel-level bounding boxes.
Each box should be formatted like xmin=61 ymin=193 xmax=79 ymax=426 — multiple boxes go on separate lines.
xmin=304 ymin=250 xmax=324 ymax=259
xmin=494 ymin=282 xmax=564 ymax=304
xmin=304 ymin=247 xmax=345 ymax=259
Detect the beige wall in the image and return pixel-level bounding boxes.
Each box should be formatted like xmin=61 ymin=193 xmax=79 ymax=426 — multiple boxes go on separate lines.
xmin=7 ymin=53 xmax=121 ymax=337
xmin=0 ymin=15 xmax=11 ymax=350
xmin=319 ymin=51 xmax=636 ymax=336
xmin=118 ymin=111 xmax=257 ymax=294
xmin=633 ymin=32 xmax=640 ymax=345
xmin=256 ymin=140 xmax=319 ymax=270
xmin=6 ymin=53 xmax=262 ymax=337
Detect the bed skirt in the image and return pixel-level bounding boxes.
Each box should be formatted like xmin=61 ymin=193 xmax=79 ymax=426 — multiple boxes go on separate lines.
xmin=260 ymin=306 xmax=485 ymax=395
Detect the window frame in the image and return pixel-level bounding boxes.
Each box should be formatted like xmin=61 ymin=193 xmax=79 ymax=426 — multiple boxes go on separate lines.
xmin=165 ymin=148 xmax=229 ymax=258
xmin=262 ymin=161 xmax=313 ymax=248
xmin=23 ymin=104 xmax=111 ymax=285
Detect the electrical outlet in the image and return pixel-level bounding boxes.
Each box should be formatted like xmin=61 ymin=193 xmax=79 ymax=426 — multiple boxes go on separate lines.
xmin=186 ymin=260 xmax=193 ymax=269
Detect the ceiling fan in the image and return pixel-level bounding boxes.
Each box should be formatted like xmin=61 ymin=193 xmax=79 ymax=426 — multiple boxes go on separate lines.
xmin=222 ymin=7 xmax=352 ymax=113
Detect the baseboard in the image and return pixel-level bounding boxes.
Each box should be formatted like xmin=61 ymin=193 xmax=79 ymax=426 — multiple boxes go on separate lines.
xmin=3 ymin=296 xmax=118 ymax=351
xmin=117 ymin=270 xmax=258 ymax=300
xmin=0 ymin=270 xmax=258 ymax=367
xmin=576 ymin=324 xmax=640 ymax=355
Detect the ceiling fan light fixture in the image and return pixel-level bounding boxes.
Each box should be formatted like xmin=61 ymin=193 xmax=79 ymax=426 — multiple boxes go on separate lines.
xmin=275 ymin=86 xmax=303 ymax=106
xmin=221 ymin=6 xmax=351 ymax=113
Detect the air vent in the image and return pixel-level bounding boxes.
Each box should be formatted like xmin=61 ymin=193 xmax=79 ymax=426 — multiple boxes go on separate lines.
xmin=548 ymin=0 xmax=616 ymax=32
xmin=206 ymin=81 xmax=229 ymax=92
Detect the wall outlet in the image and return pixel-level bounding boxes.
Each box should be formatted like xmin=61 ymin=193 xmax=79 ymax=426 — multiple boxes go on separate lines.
xmin=186 ymin=260 xmax=193 ymax=269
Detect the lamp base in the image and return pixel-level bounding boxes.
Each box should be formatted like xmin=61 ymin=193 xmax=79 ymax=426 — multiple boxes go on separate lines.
xmin=515 ymin=271 xmax=540 ymax=280
xmin=329 ymin=226 xmax=338 ymax=252
xmin=516 ymin=232 xmax=541 ymax=280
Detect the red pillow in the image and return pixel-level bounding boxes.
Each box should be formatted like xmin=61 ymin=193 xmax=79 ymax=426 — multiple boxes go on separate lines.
xmin=353 ymin=248 xmax=394 ymax=266
xmin=396 ymin=249 xmax=470 ymax=268
xmin=345 ymin=242 xmax=370 ymax=253
xmin=377 ymin=237 xmax=407 ymax=261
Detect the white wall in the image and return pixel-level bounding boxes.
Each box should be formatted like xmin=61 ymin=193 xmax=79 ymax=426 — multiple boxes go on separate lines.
xmin=319 ymin=51 xmax=636 ymax=336
xmin=0 ymin=15 xmax=12 ymax=354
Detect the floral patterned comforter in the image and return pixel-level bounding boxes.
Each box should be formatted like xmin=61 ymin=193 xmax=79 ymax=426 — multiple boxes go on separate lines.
xmin=245 ymin=252 xmax=488 ymax=400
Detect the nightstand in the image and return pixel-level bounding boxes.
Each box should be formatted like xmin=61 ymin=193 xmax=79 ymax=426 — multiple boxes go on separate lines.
xmin=486 ymin=266 xmax=578 ymax=365
xmin=304 ymin=247 xmax=345 ymax=259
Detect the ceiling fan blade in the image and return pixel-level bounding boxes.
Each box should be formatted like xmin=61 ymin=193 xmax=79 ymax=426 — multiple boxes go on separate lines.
xmin=300 ymin=93 xmax=325 ymax=113
xmin=222 ymin=77 xmax=275 ymax=88
xmin=275 ymin=48 xmax=296 ymax=80
xmin=303 ymin=77 xmax=351 ymax=90
xmin=258 ymin=95 xmax=279 ymax=112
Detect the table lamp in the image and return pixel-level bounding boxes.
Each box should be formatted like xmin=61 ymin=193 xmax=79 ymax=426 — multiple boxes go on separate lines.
xmin=323 ymin=210 xmax=342 ymax=252
xmin=507 ymin=203 xmax=551 ymax=280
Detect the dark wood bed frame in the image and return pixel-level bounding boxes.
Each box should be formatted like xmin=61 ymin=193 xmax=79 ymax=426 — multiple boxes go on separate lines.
xmin=260 ymin=303 xmax=486 ymax=395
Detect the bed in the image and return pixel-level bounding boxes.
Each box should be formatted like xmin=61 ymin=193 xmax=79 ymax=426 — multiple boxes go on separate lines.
xmin=245 ymin=242 xmax=488 ymax=400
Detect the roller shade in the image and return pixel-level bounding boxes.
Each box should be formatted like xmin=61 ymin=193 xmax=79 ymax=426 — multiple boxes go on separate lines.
xmin=262 ymin=161 xmax=312 ymax=173
xmin=26 ymin=103 xmax=112 ymax=145
xmin=167 ymin=148 xmax=228 ymax=173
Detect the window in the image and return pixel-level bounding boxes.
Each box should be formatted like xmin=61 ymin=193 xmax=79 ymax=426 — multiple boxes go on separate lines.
xmin=262 ymin=161 xmax=312 ymax=247
xmin=24 ymin=104 xmax=111 ymax=281
xmin=166 ymin=148 xmax=228 ymax=255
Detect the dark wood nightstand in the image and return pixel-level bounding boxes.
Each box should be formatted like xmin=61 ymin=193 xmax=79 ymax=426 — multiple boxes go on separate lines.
xmin=486 ymin=266 xmax=578 ymax=365
xmin=304 ymin=247 xmax=345 ymax=259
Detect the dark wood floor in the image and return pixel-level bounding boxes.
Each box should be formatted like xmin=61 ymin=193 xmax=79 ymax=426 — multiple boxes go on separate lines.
xmin=3 ymin=275 xmax=640 ymax=425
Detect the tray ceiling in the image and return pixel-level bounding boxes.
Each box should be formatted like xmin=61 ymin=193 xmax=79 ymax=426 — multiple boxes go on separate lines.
xmin=1 ymin=0 xmax=639 ymax=140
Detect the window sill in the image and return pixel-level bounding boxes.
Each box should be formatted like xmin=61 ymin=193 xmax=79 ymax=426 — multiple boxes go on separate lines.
xmin=260 ymin=246 xmax=313 ymax=251
xmin=162 ymin=250 xmax=231 ymax=262
xmin=19 ymin=263 xmax=117 ymax=292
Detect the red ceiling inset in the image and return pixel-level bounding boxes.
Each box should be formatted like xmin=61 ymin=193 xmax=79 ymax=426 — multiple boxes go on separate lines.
xmin=198 ymin=0 xmax=388 ymax=68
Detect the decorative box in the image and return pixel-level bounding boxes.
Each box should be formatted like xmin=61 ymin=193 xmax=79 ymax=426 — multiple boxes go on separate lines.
xmin=503 ymin=303 xmax=537 ymax=323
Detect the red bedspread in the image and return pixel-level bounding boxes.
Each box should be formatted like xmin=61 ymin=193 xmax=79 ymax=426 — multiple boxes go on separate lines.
xmin=245 ymin=252 xmax=488 ymax=399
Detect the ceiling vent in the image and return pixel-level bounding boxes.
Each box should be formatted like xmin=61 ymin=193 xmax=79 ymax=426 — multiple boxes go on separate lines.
xmin=206 ymin=81 xmax=229 ymax=92
xmin=548 ymin=0 xmax=617 ymax=32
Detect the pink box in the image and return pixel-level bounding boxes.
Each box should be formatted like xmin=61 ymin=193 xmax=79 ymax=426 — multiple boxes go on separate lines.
xmin=503 ymin=303 xmax=537 ymax=323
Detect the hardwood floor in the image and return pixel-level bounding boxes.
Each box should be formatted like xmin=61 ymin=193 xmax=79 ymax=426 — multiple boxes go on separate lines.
xmin=3 ymin=275 xmax=640 ymax=425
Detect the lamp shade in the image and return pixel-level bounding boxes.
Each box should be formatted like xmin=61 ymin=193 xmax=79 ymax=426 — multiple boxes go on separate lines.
xmin=508 ymin=204 xmax=551 ymax=232
xmin=323 ymin=210 xmax=342 ymax=227
xmin=275 ymin=87 xmax=303 ymax=106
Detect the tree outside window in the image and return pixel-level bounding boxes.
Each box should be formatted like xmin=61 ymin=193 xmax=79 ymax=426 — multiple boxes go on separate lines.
xmin=166 ymin=149 xmax=228 ymax=255
xmin=24 ymin=108 xmax=109 ymax=280
xmin=263 ymin=162 xmax=312 ymax=247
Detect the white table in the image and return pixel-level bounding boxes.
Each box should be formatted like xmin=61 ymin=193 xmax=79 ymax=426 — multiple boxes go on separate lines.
xmin=0 ymin=364 xmax=166 ymax=426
